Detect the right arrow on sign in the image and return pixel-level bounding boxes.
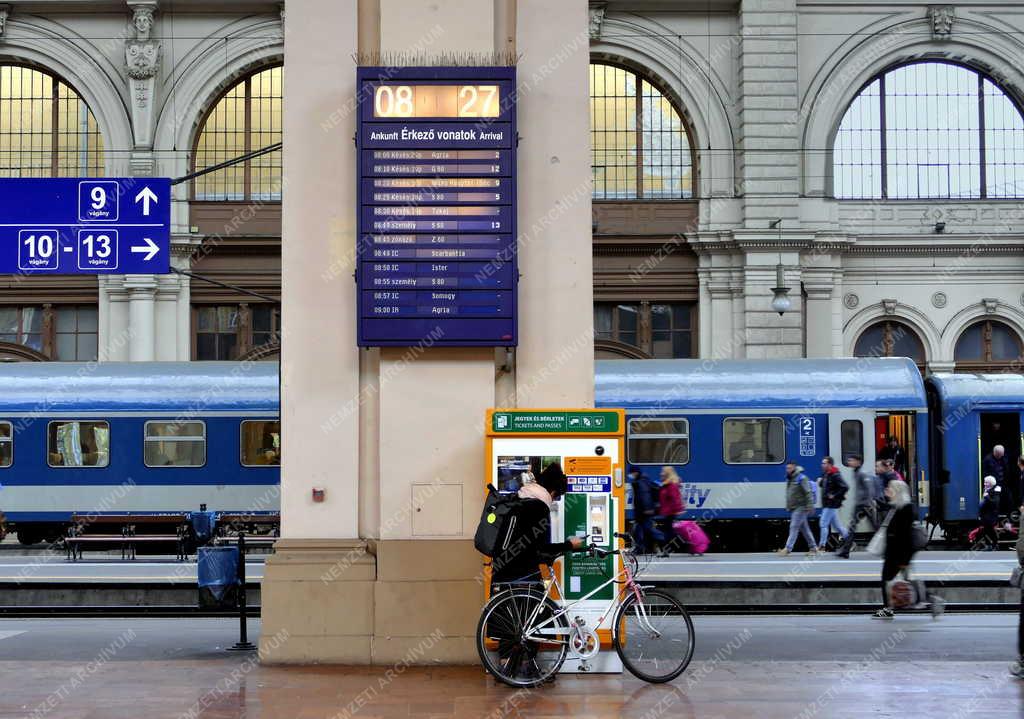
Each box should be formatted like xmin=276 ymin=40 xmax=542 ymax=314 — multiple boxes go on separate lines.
xmin=134 ymin=186 xmax=159 ymax=216
xmin=131 ymin=237 xmax=160 ymax=261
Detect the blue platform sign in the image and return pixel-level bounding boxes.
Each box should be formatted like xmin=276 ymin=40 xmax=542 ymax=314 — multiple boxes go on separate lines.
xmin=356 ymin=66 xmax=517 ymax=347
xmin=0 ymin=178 xmax=171 ymax=275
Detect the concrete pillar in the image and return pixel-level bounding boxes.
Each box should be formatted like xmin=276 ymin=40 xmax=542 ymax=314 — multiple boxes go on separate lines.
xmin=261 ymin=0 xmax=594 ymax=666
xmin=514 ymin=0 xmax=593 ymax=407
xmin=260 ymin=0 xmax=368 ymax=666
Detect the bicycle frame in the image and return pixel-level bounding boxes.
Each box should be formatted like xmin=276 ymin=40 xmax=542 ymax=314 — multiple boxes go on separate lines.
xmin=518 ymin=549 xmax=656 ymax=643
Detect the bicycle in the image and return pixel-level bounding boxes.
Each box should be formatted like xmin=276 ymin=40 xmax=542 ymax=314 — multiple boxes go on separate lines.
xmin=476 ymin=531 xmax=695 ymax=687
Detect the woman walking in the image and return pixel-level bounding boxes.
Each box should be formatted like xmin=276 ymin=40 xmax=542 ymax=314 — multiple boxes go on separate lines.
xmin=873 ymin=479 xmax=914 ymax=620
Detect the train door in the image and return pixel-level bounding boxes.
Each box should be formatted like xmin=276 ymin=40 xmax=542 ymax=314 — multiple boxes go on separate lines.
xmin=978 ymin=411 xmax=1020 ymax=505
xmin=875 ymin=412 xmax=919 ymax=501
xmin=828 ymin=410 xmax=874 ymax=528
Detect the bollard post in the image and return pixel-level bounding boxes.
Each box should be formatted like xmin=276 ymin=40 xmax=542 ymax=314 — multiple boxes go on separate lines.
xmin=229 ymin=532 xmax=255 ymax=651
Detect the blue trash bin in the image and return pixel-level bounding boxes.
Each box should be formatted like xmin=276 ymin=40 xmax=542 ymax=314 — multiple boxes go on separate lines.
xmin=197 ymin=546 xmax=239 ymax=608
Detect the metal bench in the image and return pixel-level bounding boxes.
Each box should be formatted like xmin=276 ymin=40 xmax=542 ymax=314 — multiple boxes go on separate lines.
xmin=211 ymin=512 xmax=279 ymax=553
xmin=65 ymin=513 xmax=188 ymax=561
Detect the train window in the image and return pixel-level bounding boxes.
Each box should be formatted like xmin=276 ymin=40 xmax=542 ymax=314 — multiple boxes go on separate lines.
xmin=840 ymin=420 xmax=864 ymax=465
xmin=627 ymin=418 xmax=690 ymax=465
xmin=723 ymin=417 xmax=785 ymax=464
xmin=241 ymin=420 xmax=280 ymax=466
xmin=0 ymin=422 xmax=11 ymax=467
xmin=47 ymin=420 xmax=109 ymax=467
xmin=144 ymin=421 xmax=206 ymax=467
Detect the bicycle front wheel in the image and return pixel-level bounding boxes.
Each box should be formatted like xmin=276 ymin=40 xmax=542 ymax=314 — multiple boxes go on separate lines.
xmin=476 ymin=589 xmax=569 ymax=688
xmin=613 ymin=589 xmax=695 ymax=683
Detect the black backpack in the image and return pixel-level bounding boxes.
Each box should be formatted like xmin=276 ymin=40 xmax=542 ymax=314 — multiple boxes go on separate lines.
xmin=474 ymin=484 xmax=525 ymax=558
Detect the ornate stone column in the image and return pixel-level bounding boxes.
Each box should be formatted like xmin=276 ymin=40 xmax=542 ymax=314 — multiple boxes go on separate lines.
xmin=125 ymin=1 xmax=161 ymax=174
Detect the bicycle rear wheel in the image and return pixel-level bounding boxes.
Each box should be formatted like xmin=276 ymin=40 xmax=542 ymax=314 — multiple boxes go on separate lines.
xmin=613 ymin=589 xmax=694 ymax=683
xmin=476 ymin=588 xmax=569 ymax=688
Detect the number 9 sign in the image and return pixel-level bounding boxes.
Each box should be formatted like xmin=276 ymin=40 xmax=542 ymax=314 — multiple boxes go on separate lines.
xmin=78 ymin=181 xmax=119 ymax=222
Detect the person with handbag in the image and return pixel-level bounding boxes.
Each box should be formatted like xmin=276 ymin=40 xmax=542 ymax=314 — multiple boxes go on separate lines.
xmin=871 ymin=479 xmax=918 ymax=619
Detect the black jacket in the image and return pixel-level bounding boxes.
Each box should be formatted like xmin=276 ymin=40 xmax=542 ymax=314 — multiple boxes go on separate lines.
xmin=819 ymin=468 xmax=848 ymax=509
xmin=982 ymin=454 xmax=1007 ymax=485
xmin=631 ymin=475 xmax=657 ymax=517
xmin=491 ymin=498 xmax=573 ymax=584
xmin=884 ymin=503 xmax=915 ymax=567
xmin=979 ymin=488 xmax=1001 ymax=526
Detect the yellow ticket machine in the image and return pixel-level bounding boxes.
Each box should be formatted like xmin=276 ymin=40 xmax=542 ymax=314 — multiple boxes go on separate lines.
xmin=484 ymin=408 xmax=626 ymax=673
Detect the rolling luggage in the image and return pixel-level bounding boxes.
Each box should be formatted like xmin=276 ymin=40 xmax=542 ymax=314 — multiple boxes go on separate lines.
xmin=672 ymin=519 xmax=709 ymax=555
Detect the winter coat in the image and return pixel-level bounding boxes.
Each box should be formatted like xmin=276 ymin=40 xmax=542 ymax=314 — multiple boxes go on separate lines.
xmin=982 ymin=454 xmax=1007 ymax=485
xmin=491 ymin=496 xmax=574 ymax=584
xmin=785 ymin=467 xmax=814 ymax=513
xmin=659 ymin=480 xmax=684 ymax=518
xmin=884 ymin=503 xmax=915 ymax=567
xmin=852 ymin=468 xmax=878 ymax=506
xmin=631 ymin=473 xmax=657 ymax=517
xmin=979 ymin=488 xmax=1001 ymax=526
xmin=819 ymin=467 xmax=849 ymax=509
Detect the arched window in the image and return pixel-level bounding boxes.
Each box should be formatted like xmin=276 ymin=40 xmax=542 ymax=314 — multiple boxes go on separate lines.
xmin=954 ymin=319 xmax=1023 ymax=369
xmin=589 ymin=62 xmax=693 ymax=200
xmin=833 ymin=61 xmax=1024 ymax=199
xmin=193 ymin=66 xmax=282 ymax=201
xmin=0 ymin=65 xmax=104 ymax=177
xmin=854 ymin=320 xmax=926 ymax=364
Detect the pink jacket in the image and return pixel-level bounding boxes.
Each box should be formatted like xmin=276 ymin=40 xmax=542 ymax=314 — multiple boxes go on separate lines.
xmin=659 ymin=480 xmax=684 ymax=517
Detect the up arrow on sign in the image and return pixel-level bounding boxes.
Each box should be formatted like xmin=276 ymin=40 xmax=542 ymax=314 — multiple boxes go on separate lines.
xmin=131 ymin=237 xmax=160 ymax=261
xmin=134 ymin=186 xmax=159 ymax=216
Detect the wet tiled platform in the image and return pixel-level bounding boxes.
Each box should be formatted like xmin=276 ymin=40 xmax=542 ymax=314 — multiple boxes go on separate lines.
xmin=1 ymin=616 xmax=1022 ymax=718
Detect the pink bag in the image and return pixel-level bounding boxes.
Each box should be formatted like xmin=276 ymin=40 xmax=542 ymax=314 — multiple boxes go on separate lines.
xmin=672 ymin=520 xmax=710 ymax=555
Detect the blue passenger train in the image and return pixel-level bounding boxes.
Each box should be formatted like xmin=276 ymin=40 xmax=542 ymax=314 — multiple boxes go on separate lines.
xmin=595 ymin=358 xmax=931 ymax=550
xmin=0 ymin=362 xmax=279 ymax=545
xmin=1 ymin=358 xmax=1016 ymax=549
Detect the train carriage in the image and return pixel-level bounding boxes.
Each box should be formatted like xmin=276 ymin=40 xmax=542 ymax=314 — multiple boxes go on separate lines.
xmin=0 ymin=362 xmax=280 ymax=545
xmin=596 ymin=357 xmax=929 ymax=550
xmin=926 ymin=372 xmax=1024 ymax=541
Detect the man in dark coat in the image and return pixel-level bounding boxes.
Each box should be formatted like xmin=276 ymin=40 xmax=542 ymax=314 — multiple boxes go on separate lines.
xmin=982 ymin=445 xmax=1011 ymax=512
xmin=628 ymin=468 xmax=664 ymax=553
xmin=491 ymin=463 xmax=583 ymax=585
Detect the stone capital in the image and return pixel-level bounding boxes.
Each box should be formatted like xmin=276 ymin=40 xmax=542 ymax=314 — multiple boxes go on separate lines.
xmin=928 ymin=5 xmax=955 ymax=40
xmin=588 ymin=3 xmax=606 ymax=40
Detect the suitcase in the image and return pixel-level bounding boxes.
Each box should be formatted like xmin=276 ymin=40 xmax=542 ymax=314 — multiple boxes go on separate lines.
xmin=672 ymin=519 xmax=710 ymax=555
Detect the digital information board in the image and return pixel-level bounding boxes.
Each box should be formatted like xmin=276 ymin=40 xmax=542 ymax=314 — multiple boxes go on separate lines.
xmin=0 ymin=178 xmax=170 ymax=275
xmin=356 ymin=67 xmax=517 ymax=347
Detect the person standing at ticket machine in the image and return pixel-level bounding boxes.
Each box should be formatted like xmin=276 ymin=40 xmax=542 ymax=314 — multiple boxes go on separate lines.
xmin=490 ymin=463 xmax=584 ymax=587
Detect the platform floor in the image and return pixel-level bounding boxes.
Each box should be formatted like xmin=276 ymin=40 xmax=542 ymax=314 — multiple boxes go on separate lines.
xmin=1 ymin=615 xmax=1022 ymax=718
xmin=645 ymin=550 xmax=1019 ymax=582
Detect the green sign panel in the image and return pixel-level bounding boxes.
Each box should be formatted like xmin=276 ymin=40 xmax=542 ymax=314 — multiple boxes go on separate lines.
xmin=491 ymin=410 xmax=620 ymax=434
xmin=562 ymin=493 xmax=615 ymax=601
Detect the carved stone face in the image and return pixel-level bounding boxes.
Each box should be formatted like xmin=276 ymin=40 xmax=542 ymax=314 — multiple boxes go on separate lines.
xmin=133 ymin=9 xmax=154 ymax=40
xmin=125 ymin=41 xmax=160 ymax=79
